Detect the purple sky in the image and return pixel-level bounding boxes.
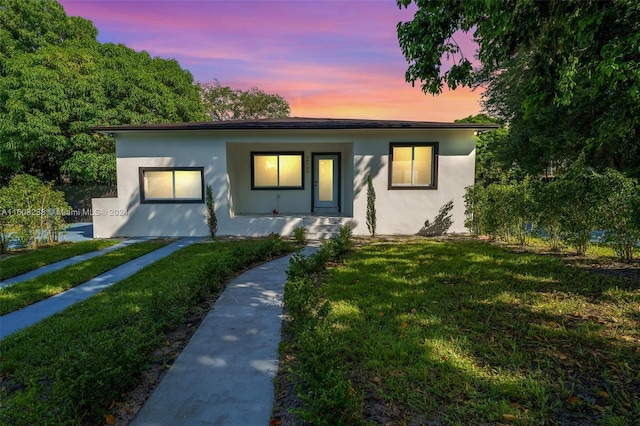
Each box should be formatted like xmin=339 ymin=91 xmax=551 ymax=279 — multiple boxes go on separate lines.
xmin=60 ymin=0 xmax=483 ymax=121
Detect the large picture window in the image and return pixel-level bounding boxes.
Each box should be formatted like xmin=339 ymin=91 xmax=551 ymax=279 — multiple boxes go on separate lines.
xmin=389 ymin=143 xmax=438 ymax=189
xmin=139 ymin=167 xmax=204 ymax=203
xmin=251 ymin=152 xmax=304 ymax=189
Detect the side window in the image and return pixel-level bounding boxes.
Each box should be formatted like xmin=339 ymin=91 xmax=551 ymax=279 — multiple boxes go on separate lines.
xmin=388 ymin=143 xmax=438 ymax=189
xmin=139 ymin=167 xmax=204 ymax=203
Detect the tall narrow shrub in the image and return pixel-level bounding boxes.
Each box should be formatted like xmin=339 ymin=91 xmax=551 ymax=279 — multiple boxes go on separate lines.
xmin=205 ymin=184 xmax=217 ymax=238
xmin=366 ymin=174 xmax=376 ymax=237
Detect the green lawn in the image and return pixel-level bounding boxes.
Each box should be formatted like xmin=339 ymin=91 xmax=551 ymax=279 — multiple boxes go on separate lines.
xmin=0 ymin=240 xmax=170 ymax=315
xmin=285 ymin=239 xmax=640 ymax=425
xmin=0 ymin=237 xmax=292 ymax=425
xmin=0 ymin=240 xmax=119 ymax=280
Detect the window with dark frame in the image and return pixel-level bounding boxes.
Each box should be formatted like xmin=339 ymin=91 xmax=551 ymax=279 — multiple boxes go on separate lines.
xmin=251 ymin=152 xmax=304 ymax=189
xmin=139 ymin=167 xmax=204 ymax=203
xmin=388 ymin=143 xmax=438 ymax=189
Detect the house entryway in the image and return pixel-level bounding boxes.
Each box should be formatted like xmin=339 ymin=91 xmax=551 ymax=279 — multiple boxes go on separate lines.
xmin=312 ymin=153 xmax=340 ymax=214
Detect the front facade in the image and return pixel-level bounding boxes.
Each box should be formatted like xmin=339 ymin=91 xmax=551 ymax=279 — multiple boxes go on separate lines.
xmin=92 ymin=118 xmax=497 ymax=238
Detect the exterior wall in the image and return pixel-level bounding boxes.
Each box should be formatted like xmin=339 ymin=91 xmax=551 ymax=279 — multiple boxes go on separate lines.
xmin=93 ymin=128 xmax=475 ymax=238
xmin=350 ymin=129 xmax=475 ymax=236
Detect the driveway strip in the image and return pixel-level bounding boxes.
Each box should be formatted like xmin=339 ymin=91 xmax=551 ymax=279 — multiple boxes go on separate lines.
xmin=0 ymin=238 xmax=200 ymax=340
xmin=0 ymin=238 xmax=148 ymax=289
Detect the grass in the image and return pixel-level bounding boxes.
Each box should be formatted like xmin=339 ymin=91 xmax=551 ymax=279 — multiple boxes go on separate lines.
xmin=0 ymin=236 xmax=292 ymax=425
xmin=284 ymin=238 xmax=640 ymax=425
xmin=0 ymin=240 xmax=170 ymax=315
xmin=0 ymin=240 xmax=119 ymax=281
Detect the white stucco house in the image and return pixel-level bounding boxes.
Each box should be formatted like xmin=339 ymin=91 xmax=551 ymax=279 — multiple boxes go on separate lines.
xmin=91 ymin=117 xmax=497 ymax=238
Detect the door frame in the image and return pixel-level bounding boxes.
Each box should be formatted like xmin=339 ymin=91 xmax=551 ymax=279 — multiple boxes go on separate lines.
xmin=311 ymin=152 xmax=341 ymax=213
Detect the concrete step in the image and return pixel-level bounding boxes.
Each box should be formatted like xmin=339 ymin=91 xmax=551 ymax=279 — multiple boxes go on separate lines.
xmin=305 ymin=224 xmax=341 ymax=239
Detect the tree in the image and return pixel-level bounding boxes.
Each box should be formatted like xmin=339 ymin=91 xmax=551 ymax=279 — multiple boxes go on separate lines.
xmin=455 ymin=114 xmax=511 ymax=183
xmin=397 ymin=0 xmax=640 ymax=178
xmin=0 ymin=0 xmax=207 ymax=185
xmin=198 ymin=80 xmax=290 ymax=121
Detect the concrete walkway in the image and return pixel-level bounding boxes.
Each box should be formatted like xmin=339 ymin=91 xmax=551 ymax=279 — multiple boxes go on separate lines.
xmin=0 ymin=238 xmax=147 ymax=289
xmin=132 ymin=243 xmax=320 ymax=426
xmin=0 ymin=238 xmax=199 ymax=340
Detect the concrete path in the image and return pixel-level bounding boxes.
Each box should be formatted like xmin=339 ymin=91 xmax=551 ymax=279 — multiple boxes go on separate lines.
xmin=132 ymin=243 xmax=320 ymax=426
xmin=0 ymin=238 xmax=147 ymax=289
xmin=0 ymin=238 xmax=200 ymax=340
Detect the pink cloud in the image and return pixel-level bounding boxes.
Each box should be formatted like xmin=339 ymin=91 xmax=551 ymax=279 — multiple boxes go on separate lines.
xmin=59 ymin=0 xmax=483 ymax=122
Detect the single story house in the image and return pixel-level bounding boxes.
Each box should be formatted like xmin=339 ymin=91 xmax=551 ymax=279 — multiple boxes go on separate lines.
xmin=91 ymin=117 xmax=498 ymax=238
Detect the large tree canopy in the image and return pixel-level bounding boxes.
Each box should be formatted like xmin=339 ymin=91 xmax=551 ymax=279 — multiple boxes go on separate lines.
xmin=0 ymin=0 xmax=207 ymax=185
xmin=397 ymin=0 xmax=640 ymax=178
xmin=198 ymin=80 xmax=291 ymax=121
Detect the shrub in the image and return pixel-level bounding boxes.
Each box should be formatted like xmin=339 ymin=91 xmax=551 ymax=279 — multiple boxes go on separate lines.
xmin=555 ymin=158 xmax=602 ymax=255
xmin=205 ymin=184 xmax=218 ymax=238
xmin=293 ymin=226 xmax=306 ymax=245
xmin=366 ymin=174 xmax=376 ymax=237
xmin=533 ymin=180 xmax=564 ymax=250
xmin=595 ymin=169 xmax=640 ymax=260
xmin=0 ymin=174 xmax=70 ymax=251
xmin=464 ymin=182 xmax=487 ymax=236
xmin=283 ymin=223 xmax=359 ymax=424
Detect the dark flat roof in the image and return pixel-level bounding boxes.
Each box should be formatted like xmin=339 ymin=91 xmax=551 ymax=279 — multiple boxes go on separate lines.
xmin=93 ymin=117 xmax=500 ymax=133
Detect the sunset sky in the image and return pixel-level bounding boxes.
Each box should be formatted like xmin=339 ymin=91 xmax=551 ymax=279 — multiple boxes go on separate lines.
xmin=59 ymin=0 xmax=483 ymax=122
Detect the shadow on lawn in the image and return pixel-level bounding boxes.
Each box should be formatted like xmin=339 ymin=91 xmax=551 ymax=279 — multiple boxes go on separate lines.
xmin=323 ymin=240 xmax=639 ymax=424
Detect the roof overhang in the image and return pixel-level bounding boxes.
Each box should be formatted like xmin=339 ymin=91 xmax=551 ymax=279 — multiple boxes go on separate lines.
xmin=92 ymin=117 xmax=500 ymax=135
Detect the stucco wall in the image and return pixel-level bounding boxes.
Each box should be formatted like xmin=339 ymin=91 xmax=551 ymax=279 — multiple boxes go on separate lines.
xmin=93 ymin=128 xmax=475 ymax=237
xmin=350 ymin=129 xmax=475 ymax=235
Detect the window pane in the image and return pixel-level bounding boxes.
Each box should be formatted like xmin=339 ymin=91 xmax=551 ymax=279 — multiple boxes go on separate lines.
xmin=174 ymin=170 xmax=202 ymax=199
xmin=278 ymin=155 xmax=302 ymax=187
xmin=413 ymin=146 xmax=433 ymax=185
xmin=254 ymin=155 xmax=278 ymax=187
xmin=392 ymin=147 xmax=413 ymax=185
xmin=145 ymin=171 xmax=173 ymax=199
xmin=318 ymin=158 xmax=334 ymax=201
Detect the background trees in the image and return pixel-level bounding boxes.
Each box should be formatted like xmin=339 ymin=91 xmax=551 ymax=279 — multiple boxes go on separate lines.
xmin=397 ymin=0 xmax=640 ymax=179
xmin=0 ymin=0 xmax=207 ymax=185
xmin=198 ymin=80 xmax=290 ymax=121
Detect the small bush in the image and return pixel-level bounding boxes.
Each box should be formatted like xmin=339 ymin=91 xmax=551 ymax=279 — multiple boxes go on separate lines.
xmin=293 ymin=226 xmax=306 ymax=245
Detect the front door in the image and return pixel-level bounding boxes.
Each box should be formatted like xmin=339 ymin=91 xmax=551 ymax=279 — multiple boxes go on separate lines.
xmin=312 ymin=153 xmax=340 ymax=213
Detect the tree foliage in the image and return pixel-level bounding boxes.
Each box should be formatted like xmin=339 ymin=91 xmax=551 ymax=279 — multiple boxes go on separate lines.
xmin=198 ymin=80 xmax=290 ymax=121
xmin=0 ymin=0 xmax=207 ymax=185
xmin=455 ymin=114 xmax=511 ymax=183
xmin=397 ymin=0 xmax=640 ymax=178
